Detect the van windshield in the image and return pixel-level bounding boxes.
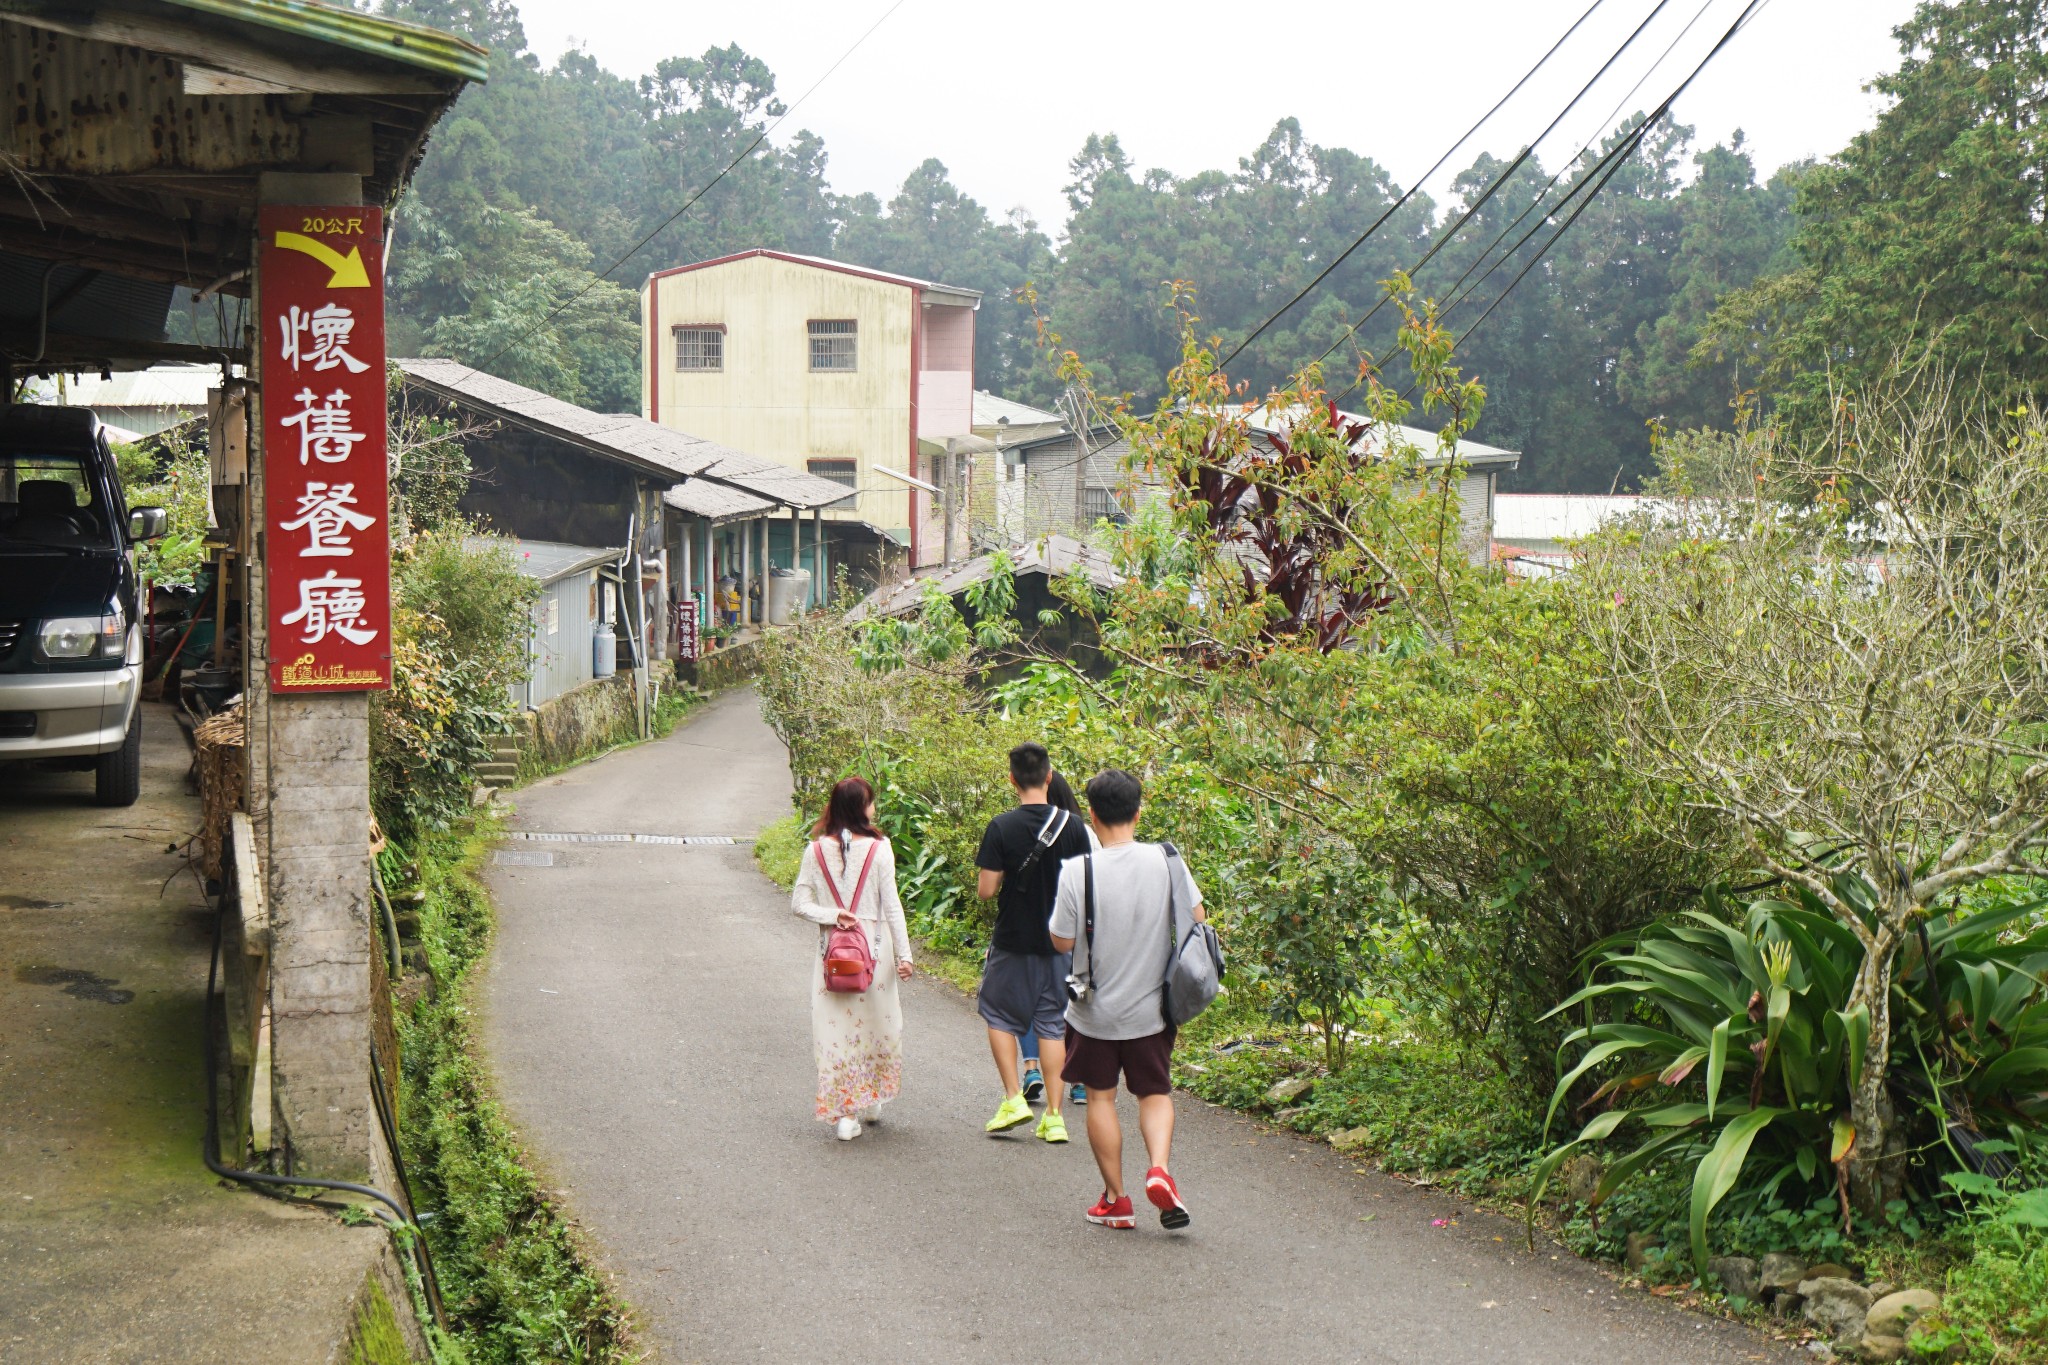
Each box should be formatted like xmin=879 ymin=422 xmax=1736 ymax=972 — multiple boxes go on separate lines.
xmin=0 ymin=452 xmax=114 ymax=551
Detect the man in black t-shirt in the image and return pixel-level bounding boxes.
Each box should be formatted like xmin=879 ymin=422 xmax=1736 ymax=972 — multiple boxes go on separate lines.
xmin=974 ymin=740 xmax=1094 ymax=1142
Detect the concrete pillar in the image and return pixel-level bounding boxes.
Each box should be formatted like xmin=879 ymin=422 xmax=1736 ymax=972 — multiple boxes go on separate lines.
xmin=252 ymin=171 xmax=375 ymax=1181
xmin=814 ymin=508 xmax=826 ymax=608
xmin=758 ymin=516 xmax=771 ymax=624
xmin=700 ymin=520 xmax=712 ymax=627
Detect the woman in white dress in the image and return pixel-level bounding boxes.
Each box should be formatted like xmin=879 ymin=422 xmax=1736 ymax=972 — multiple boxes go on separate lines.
xmin=791 ymin=776 xmax=914 ymax=1140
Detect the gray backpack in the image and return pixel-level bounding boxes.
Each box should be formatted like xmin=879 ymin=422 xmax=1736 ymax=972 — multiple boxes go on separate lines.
xmin=1159 ymin=842 xmax=1223 ymax=1027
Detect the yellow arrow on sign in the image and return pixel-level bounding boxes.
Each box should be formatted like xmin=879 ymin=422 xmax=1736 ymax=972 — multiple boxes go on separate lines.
xmin=274 ymin=231 xmax=371 ymax=288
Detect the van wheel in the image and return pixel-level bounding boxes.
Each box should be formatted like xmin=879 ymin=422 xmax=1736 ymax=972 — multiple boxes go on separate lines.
xmin=94 ymin=706 xmax=142 ymax=807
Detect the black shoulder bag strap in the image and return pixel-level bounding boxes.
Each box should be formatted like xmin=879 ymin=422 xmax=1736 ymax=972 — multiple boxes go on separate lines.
xmin=1014 ymin=806 xmax=1071 ymax=882
xmin=1074 ymin=852 xmax=1096 ymax=986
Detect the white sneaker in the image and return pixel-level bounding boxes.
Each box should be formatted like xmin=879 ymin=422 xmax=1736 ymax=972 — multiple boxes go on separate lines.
xmin=835 ymin=1116 xmax=862 ymax=1141
xmin=860 ymin=1105 xmax=883 ymax=1125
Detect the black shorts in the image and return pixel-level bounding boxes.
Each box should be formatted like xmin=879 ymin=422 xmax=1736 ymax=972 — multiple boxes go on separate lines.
xmin=977 ymin=948 xmax=1072 ymax=1041
xmin=1063 ymin=1025 xmax=1176 ymax=1097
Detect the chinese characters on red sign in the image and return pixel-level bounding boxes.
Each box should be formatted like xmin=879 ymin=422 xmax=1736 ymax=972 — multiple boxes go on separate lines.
xmin=260 ymin=206 xmax=390 ymax=691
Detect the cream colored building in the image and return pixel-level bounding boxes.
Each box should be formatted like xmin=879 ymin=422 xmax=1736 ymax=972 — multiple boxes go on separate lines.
xmin=641 ymin=250 xmax=979 ymax=568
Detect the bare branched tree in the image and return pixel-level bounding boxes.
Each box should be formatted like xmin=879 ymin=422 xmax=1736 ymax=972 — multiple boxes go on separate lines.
xmin=1576 ymin=381 xmax=2048 ymax=1212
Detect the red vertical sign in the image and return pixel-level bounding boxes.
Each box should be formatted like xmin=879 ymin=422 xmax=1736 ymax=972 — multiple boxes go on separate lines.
xmin=259 ymin=205 xmax=391 ymax=691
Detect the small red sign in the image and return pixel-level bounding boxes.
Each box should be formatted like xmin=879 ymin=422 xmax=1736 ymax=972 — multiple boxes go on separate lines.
xmin=259 ymin=205 xmax=391 ymax=692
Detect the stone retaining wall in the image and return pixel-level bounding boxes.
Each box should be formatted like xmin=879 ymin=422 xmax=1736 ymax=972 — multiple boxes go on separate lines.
xmin=680 ymin=636 xmax=764 ymax=692
xmin=519 ymin=673 xmax=640 ymax=779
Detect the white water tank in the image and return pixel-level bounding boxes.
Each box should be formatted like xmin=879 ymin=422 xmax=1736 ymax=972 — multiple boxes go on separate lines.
xmin=767 ymin=569 xmax=812 ymax=625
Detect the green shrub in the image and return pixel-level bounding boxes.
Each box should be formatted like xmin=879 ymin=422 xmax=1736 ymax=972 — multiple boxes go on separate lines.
xmin=115 ymin=433 xmax=212 ymax=587
xmin=1531 ymin=879 xmax=2048 ymax=1273
xmin=754 ymin=812 xmax=806 ymax=889
xmin=371 ymin=530 xmax=537 ymax=841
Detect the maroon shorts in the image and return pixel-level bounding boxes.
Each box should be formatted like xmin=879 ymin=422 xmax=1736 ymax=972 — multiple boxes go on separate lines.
xmin=1063 ymin=1025 xmax=1176 ymax=1097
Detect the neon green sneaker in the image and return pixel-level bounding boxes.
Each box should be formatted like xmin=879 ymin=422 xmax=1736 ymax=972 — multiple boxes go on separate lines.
xmin=1036 ymin=1110 xmax=1069 ymax=1144
xmin=985 ymin=1093 xmax=1034 ymax=1134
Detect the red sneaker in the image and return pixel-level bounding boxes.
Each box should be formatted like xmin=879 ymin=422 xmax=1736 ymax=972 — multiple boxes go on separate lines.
xmin=1144 ymin=1166 xmax=1190 ymax=1229
xmin=1085 ymin=1192 xmax=1136 ymax=1229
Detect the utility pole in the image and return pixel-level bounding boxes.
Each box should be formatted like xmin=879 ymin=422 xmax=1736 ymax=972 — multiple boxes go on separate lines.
xmin=1066 ymin=385 xmax=1090 ymax=535
xmin=941 ymin=444 xmax=957 ymax=570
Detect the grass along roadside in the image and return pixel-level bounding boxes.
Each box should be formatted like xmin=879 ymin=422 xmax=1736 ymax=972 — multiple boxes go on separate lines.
xmin=381 ymin=815 xmax=635 ymax=1364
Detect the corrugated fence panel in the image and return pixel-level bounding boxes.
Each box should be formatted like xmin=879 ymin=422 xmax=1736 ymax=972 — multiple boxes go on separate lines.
xmin=526 ymin=569 xmax=596 ymax=707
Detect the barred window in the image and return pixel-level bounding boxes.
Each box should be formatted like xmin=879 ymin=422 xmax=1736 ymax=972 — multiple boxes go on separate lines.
xmin=674 ymin=326 xmax=724 ymax=372
xmin=808 ymin=319 xmax=857 ymax=372
xmin=807 ymin=459 xmax=859 ymax=507
xmin=1083 ymin=486 xmax=1128 ymax=525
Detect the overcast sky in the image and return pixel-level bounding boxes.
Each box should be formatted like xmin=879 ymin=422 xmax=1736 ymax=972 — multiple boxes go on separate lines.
xmin=514 ymin=0 xmax=1920 ymax=236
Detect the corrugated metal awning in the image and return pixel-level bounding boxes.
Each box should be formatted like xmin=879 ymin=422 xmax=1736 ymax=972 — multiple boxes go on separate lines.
xmin=467 ymin=536 xmax=622 ymax=586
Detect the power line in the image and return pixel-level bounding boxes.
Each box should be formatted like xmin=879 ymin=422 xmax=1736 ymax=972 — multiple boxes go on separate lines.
xmin=1443 ymin=0 xmax=1771 ymax=352
xmin=1032 ymin=0 xmax=1771 ymax=491
xmin=1337 ymin=0 xmax=1772 ymax=410
xmin=1216 ymin=0 xmax=1611 ymax=370
xmin=1429 ymin=0 xmax=1723 ymax=321
xmin=1304 ymin=0 xmax=1682 ymax=377
xmin=463 ymin=0 xmax=906 ymax=380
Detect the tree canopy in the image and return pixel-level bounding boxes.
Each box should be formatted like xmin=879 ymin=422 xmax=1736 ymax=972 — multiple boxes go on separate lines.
xmin=378 ymin=0 xmax=2046 ymax=487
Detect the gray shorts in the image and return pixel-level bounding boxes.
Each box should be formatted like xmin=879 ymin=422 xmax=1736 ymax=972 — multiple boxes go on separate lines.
xmin=977 ymin=947 xmax=1073 ymax=1041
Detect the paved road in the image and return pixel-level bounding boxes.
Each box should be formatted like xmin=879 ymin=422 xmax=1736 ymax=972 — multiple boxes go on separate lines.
xmin=479 ymin=689 xmax=1798 ymax=1365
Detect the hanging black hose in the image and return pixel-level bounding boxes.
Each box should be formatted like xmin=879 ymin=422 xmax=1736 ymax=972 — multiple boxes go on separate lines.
xmin=202 ymin=893 xmax=449 ymax=1330
xmin=367 ymin=1032 xmax=447 ymax=1328
xmin=370 ymin=857 xmax=404 ymax=979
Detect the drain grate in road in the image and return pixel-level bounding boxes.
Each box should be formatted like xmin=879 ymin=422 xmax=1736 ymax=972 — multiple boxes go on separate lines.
xmin=506 ymin=831 xmax=751 ymax=847
xmin=493 ymin=849 xmax=555 ymax=868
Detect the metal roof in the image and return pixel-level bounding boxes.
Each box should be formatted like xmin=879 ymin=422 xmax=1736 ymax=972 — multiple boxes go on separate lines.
xmin=53 ymin=364 xmax=220 ymax=409
xmin=0 ymin=0 xmax=484 ymax=368
xmin=158 ymin=0 xmax=490 ymax=83
xmin=644 ymin=250 xmax=982 ymax=307
xmin=467 ymin=537 xmax=622 ymax=586
xmin=972 ymin=390 xmax=1062 ymax=428
xmin=1241 ymin=404 xmax=1521 ymax=471
xmin=849 ymin=534 xmax=1123 ymax=621
xmin=662 ymin=481 xmax=774 ymax=525
xmin=1492 ymin=495 xmax=1665 ymax=546
xmin=397 ymin=358 xmax=858 ymax=512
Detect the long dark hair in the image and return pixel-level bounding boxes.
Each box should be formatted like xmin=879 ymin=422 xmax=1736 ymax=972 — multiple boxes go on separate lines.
xmin=1046 ymin=770 xmax=1085 ymax=820
xmin=813 ymin=776 xmax=883 ymax=841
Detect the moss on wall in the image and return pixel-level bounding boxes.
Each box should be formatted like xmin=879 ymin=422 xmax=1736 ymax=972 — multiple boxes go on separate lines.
xmin=346 ymin=1276 xmax=416 ymax=1365
xmin=680 ymin=635 xmax=763 ymax=692
xmin=518 ymin=674 xmax=640 ymax=781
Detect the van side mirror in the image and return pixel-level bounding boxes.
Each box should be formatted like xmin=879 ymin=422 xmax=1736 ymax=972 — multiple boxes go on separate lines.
xmin=129 ymin=506 xmax=169 ymax=542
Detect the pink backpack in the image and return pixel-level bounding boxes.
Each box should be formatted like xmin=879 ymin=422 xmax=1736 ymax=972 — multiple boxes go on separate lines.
xmin=815 ymin=838 xmax=880 ymax=993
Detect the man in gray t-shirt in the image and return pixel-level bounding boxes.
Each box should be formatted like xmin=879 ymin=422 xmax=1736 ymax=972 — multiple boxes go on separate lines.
xmin=1048 ymin=769 xmax=1206 ymax=1233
